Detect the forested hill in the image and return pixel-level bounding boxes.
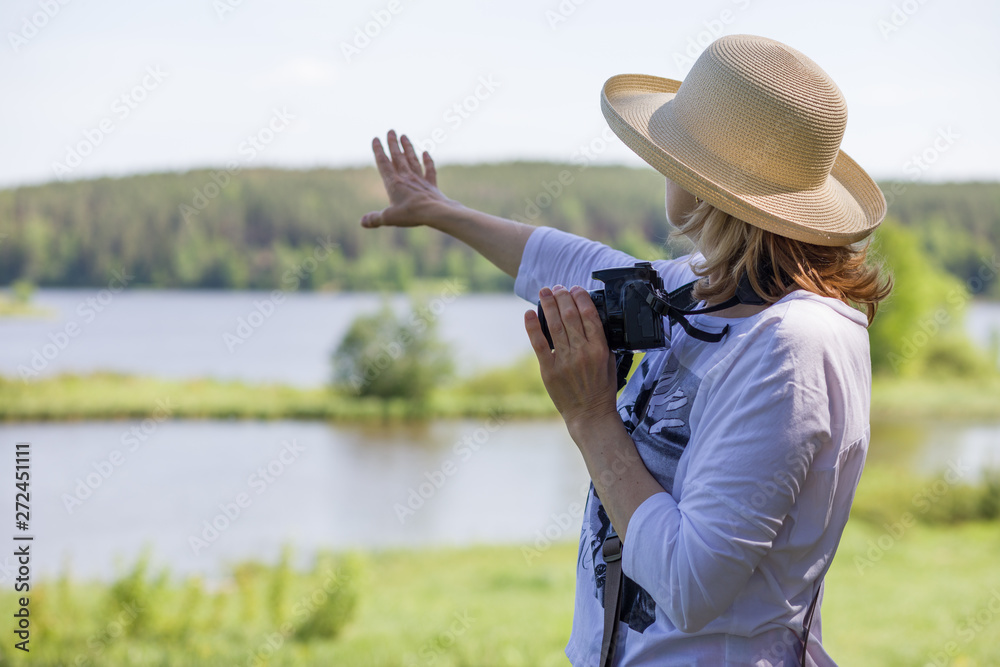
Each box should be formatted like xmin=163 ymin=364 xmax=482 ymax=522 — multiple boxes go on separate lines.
xmin=0 ymin=165 xmax=998 ymax=295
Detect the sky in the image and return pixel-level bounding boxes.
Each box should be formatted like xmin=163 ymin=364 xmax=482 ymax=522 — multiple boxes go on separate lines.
xmin=1 ymin=0 xmax=997 ymax=189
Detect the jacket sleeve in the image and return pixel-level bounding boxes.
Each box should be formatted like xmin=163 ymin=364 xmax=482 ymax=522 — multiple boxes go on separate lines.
xmin=620 ymin=315 xmax=833 ymax=633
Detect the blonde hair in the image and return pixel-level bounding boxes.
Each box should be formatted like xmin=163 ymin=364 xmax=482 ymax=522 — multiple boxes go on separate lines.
xmin=671 ymin=201 xmax=892 ymax=326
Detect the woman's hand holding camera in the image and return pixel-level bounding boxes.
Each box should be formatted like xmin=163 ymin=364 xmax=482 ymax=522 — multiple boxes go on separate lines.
xmin=525 ymin=285 xmax=619 ymax=436
xmin=526 ymin=284 xmax=662 ymax=541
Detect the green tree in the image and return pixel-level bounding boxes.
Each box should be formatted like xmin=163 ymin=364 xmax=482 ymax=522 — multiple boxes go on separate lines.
xmin=868 ymin=219 xmax=993 ymax=377
xmin=332 ymin=300 xmax=454 ymax=401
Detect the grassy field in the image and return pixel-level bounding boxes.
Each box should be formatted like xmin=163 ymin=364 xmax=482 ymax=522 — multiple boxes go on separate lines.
xmin=1 ymin=519 xmax=998 ymax=666
xmin=3 ymin=371 xmax=1000 ymax=422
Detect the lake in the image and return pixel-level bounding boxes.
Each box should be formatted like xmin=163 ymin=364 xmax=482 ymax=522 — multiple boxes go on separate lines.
xmin=2 ymin=289 xmax=998 ymax=386
xmin=0 ymin=289 xmax=538 ymax=386
xmin=1 ymin=417 xmax=999 ymax=584
xmin=1 ymin=291 xmax=999 ymax=582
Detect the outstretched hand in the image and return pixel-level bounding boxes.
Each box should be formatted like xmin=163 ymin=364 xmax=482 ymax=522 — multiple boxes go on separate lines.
xmin=360 ymin=129 xmax=454 ymax=229
xmin=524 ymin=285 xmax=619 ymax=433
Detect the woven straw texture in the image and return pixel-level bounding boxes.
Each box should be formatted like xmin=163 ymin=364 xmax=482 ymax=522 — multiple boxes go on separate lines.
xmin=601 ymin=34 xmax=886 ymax=246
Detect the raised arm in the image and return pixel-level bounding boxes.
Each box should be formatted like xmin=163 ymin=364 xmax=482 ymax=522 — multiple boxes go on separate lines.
xmin=360 ymin=129 xmax=535 ymax=278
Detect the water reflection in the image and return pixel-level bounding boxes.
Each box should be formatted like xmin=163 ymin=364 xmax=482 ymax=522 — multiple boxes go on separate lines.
xmin=1 ymin=416 xmax=996 ymax=582
xmin=1 ymin=419 xmax=589 ymax=581
xmin=869 ymin=420 xmax=1000 ymax=478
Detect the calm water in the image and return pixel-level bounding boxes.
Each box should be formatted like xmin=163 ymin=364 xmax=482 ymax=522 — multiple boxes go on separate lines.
xmin=0 ymin=292 xmax=998 ymax=582
xmin=0 ymin=418 xmax=997 ymax=582
xmin=0 ymin=290 xmax=538 ymax=385
xmin=0 ymin=420 xmax=589 ymax=581
xmin=2 ymin=290 xmax=998 ymax=385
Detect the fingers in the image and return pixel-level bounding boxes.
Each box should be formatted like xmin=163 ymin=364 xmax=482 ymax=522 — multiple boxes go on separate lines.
xmin=423 ymin=151 xmax=437 ymax=187
xmin=552 ymin=286 xmax=588 ymax=347
xmin=371 ymin=136 xmax=393 ymax=188
xmin=400 ymin=134 xmax=423 ymax=175
xmin=538 ymin=287 xmax=569 ymax=351
xmin=572 ymin=286 xmax=605 ymax=346
xmin=360 ymin=210 xmax=383 ymax=228
xmin=385 ymin=129 xmax=408 ymax=172
xmin=524 ymin=310 xmax=553 ymax=370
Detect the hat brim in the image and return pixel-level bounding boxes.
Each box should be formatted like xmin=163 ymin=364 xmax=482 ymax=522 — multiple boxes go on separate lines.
xmin=601 ymin=74 xmax=887 ymax=246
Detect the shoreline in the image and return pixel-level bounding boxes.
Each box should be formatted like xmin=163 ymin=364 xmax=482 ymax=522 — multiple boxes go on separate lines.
xmin=2 ymin=373 xmax=1000 ymax=423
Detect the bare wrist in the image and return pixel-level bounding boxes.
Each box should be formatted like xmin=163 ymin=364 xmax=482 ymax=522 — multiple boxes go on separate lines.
xmin=565 ymin=404 xmax=623 ymax=444
xmin=429 ymin=198 xmax=470 ymax=228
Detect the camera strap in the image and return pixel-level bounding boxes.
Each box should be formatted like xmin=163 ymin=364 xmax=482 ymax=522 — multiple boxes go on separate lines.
xmin=614 ymin=351 xmax=634 ymax=391
xmin=637 ymin=273 xmax=767 ymax=343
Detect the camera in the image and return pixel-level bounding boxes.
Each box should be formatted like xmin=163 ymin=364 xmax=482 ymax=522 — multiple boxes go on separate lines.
xmin=537 ymin=262 xmax=667 ymax=351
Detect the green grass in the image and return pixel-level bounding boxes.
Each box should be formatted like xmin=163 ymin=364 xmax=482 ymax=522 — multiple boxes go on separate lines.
xmin=0 ymin=372 xmax=554 ymax=422
xmin=824 ymin=521 xmax=1000 ymax=667
xmin=0 ymin=295 xmax=52 ymax=317
xmin=871 ymin=375 xmax=1000 ymax=421
xmin=3 ymin=367 xmax=1000 ymax=422
xmin=1 ymin=519 xmax=998 ymax=666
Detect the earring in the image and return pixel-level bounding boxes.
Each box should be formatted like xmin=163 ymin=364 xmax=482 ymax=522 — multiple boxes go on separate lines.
xmin=695 ymin=196 xmax=702 ymax=205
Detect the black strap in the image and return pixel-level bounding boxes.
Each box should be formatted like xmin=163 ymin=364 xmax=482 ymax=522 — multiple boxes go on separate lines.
xmin=636 ymin=281 xmax=733 ymax=343
xmin=600 ymin=530 xmax=624 ymax=667
xmin=798 ymin=579 xmax=822 ymax=666
xmin=614 ymin=352 xmax=634 ymax=392
xmin=635 ymin=272 xmax=772 ymax=344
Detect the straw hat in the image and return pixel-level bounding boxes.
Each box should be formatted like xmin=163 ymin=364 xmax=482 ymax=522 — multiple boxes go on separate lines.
xmin=601 ymin=34 xmax=886 ymax=246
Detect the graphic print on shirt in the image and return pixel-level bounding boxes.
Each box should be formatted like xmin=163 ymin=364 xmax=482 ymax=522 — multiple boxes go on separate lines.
xmin=618 ymin=355 xmax=653 ymax=434
xmin=637 ymin=353 xmax=700 ymax=495
xmin=588 ymin=351 xmax=703 ymax=634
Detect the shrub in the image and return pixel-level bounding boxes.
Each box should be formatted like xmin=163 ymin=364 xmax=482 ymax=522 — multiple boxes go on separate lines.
xmin=455 ymin=355 xmax=547 ymax=397
xmin=332 ymin=299 xmax=453 ymax=402
xmin=294 ymin=553 xmax=361 ymax=641
xmin=106 ymin=550 xmax=169 ymax=638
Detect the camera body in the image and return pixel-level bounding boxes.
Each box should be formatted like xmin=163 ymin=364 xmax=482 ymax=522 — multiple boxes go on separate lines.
xmin=538 ymin=262 xmax=667 ymax=351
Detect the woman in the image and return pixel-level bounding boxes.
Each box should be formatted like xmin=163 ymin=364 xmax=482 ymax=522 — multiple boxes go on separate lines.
xmin=362 ymin=34 xmax=890 ymax=667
